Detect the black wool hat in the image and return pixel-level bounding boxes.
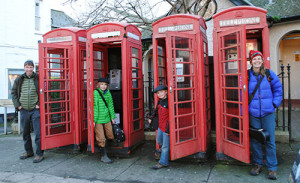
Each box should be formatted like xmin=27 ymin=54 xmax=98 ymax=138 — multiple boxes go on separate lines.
xmin=153 ymin=85 xmax=168 ymax=93
xmin=98 ymin=78 xmax=109 ymax=84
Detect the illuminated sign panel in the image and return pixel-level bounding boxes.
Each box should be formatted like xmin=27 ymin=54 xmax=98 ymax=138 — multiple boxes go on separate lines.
xmin=127 ymin=32 xmax=140 ymax=40
xmin=158 ymin=24 xmax=194 ymax=33
xmin=47 ymin=36 xmax=72 ymax=43
xmin=91 ymin=31 xmax=121 ymax=39
xmin=78 ymin=37 xmax=87 ymax=42
xmin=219 ymin=17 xmax=260 ymax=27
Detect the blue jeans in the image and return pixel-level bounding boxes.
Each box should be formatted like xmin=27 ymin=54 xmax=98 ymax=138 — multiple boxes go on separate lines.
xmin=156 ymin=128 xmax=170 ymax=166
xmin=20 ymin=108 xmax=43 ymax=156
xmin=250 ymin=112 xmax=277 ymax=171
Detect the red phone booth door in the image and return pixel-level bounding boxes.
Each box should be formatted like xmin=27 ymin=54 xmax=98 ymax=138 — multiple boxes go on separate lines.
xmin=39 ymin=44 xmax=74 ymax=150
xmin=166 ymin=32 xmax=200 ymax=160
xmin=217 ymin=26 xmax=250 ymax=163
xmin=126 ymin=41 xmax=144 ymax=146
xmin=79 ymin=46 xmax=88 ymax=143
xmin=87 ymin=45 xmax=107 ymax=153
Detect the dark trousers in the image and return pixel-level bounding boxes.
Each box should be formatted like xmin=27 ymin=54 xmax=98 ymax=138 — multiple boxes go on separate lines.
xmin=20 ymin=108 xmax=43 ymax=156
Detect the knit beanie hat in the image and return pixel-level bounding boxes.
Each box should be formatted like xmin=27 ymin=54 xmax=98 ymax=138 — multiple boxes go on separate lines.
xmin=249 ymin=50 xmax=263 ymax=63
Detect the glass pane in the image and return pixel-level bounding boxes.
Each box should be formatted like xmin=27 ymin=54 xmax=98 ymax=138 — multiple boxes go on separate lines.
xmin=132 ymin=48 xmax=138 ymax=57
xmin=133 ymin=100 xmax=139 ymax=109
xmin=133 ymin=90 xmax=139 ymax=99
xmin=93 ymin=51 xmax=102 ymax=60
xmin=50 ymin=58 xmax=63 ymax=69
xmin=177 ymin=103 xmax=193 ymax=115
xmin=225 ymin=89 xmax=239 ymax=101
xmin=224 ymin=76 xmax=238 ymax=87
xmin=48 ymin=70 xmax=63 ymax=79
xmin=158 ymin=57 xmax=164 ymax=66
xmin=132 ymin=79 xmax=138 ymax=88
xmin=225 ymin=129 xmax=239 ymax=144
xmin=133 ymin=110 xmax=139 ymax=120
xmin=175 ymin=37 xmax=189 ymax=49
xmin=176 ymin=63 xmax=193 ymax=76
xmin=177 ymin=128 xmax=194 ymax=143
xmin=48 ymin=81 xmax=66 ymax=90
xmin=158 ymin=46 xmax=163 ymax=56
xmin=225 ymin=103 xmax=239 ymax=116
xmin=93 ymin=61 xmax=102 ymax=69
xmin=132 ymin=69 xmax=138 ymax=78
xmin=93 ymin=71 xmax=102 ymax=79
xmin=177 ymin=76 xmax=193 ymax=88
xmin=178 ymin=115 xmax=194 ymax=129
xmin=49 ymin=92 xmax=65 ymax=101
xmin=224 ymin=61 xmax=238 ymax=74
xmin=133 ymin=120 xmax=140 ymax=130
xmin=224 ymin=33 xmax=237 ymax=47
xmin=50 ymin=124 xmax=67 ymax=135
xmin=226 ymin=116 xmax=240 ymax=130
xmin=158 ymin=68 xmax=165 ymax=77
xmin=49 ymin=102 xmax=63 ymax=113
xmin=132 ymin=58 xmax=138 ymax=67
xmin=176 ymin=50 xmax=190 ymax=62
xmin=225 ymin=47 xmax=238 ymax=61
xmin=177 ymin=90 xmax=192 ymax=102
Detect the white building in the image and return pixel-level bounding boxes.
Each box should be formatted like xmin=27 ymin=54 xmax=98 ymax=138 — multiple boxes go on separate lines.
xmin=0 ymin=0 xmax=75 ymax=115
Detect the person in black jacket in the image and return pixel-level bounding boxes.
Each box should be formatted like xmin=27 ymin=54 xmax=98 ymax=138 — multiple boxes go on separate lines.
xmin=149 ymin=85 xmax=169 ymax=169
xmin=11 ymin=60 xmax=44 ymax=163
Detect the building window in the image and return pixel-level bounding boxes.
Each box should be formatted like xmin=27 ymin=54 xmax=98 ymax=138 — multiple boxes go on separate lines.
xmin=35 ymin=1 xmax=40 ymax=31
xmin=8 ymin=69 xmax=24 ymax=99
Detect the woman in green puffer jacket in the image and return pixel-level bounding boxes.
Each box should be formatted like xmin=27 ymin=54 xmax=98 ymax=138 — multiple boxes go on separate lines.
xmin=93 ymin=78 xmax=116 ymax=163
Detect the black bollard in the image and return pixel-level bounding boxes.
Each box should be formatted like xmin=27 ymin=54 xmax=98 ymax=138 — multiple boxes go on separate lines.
xmin=281 ymin=64 xmax=285 ymax=131
xmin=287 ymin=64 xmax=291 ymax=141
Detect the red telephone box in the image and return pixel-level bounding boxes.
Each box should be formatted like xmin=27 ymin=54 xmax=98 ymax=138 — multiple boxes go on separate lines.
xmin=152 ymin=14 xmax=211 ymax=160
xmin=213 ymin=6 xmax=270 ymax=163
xmin=86 ymin=22 xmax=144 ymax=155
xmin=39 ymin=27 xmax=87 ymax=150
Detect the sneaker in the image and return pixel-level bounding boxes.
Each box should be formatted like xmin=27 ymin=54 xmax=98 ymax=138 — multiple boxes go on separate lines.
xmin=152 ymin=163 xmax=168 ymax=170
xmin=33 ymin=155 xmax=44 ymax=163
xmin=268 ymin=170 xmax=277 ymax=180
xmin=19 ymin=152 xmax=34 ymax=160
xmin=250 ymin=165 xmax=262 ymax=176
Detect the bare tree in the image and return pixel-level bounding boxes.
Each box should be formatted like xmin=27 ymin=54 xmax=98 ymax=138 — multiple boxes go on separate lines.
xmin=67 ymin=0 xmax=216 ymax=30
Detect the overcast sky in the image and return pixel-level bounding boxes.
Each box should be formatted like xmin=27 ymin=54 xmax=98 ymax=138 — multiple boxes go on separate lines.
xmin=49 ymin=0 xmax=171 ymax=20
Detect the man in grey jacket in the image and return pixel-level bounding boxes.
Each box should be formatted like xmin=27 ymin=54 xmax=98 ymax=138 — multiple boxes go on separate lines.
xmin=11 ymin=60 xmax=44 ymax=163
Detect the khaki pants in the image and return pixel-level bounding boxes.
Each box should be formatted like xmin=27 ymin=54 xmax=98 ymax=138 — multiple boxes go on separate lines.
xmin=95 ymin=122 xmax=114 ymax=147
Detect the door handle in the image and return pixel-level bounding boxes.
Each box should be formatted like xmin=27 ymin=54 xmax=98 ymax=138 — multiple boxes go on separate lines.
xmin=169 ymin=86 xmax=172 ymax=93
xmin=243 ymin=85 xmax=246 ymax=92
xmin=40 ymin=88 xmax=43 ymax=94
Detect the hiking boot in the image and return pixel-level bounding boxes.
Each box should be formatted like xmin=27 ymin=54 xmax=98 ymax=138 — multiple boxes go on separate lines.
xmin=268 ymin=170 xmax=277 ymax=180
xmin=33 ymin=155 xmax=44 ymax=163
xmin=152 ymin=163 xmax=168 ymax=170
xmin=250 ymin=165 xmax=262 ymax=176
xmin=19 ymin=152 xmax=34 ymax=160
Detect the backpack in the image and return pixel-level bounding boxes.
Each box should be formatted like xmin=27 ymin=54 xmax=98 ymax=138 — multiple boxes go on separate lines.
xmin=112 ymin=124 xmax=125 ymax=143
xmin=247 ymin=68 xmax=273 ymax=86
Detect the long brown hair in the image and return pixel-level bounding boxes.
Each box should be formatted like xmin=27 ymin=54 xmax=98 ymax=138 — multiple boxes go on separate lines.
xmin=252 ymin=56 xmax=266 ymax=76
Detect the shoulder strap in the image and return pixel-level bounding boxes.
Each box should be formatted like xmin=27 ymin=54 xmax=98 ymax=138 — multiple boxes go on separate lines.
xmin=265 ymin=69 xmax=272 ymax=82
xmin=96 ymin=89 xmax=108 ymax=108
xmin=247 ymin=69 xmax=250 ymax=81
xmin=96 ymin=89 xmax=111 ymax=118
xmin=248 ymin=75 xmax=264 ymax=105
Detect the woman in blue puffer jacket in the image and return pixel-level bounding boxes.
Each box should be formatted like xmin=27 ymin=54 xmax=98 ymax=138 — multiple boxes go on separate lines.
xmin=248 ymin=50 xmax=282 ymax=180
